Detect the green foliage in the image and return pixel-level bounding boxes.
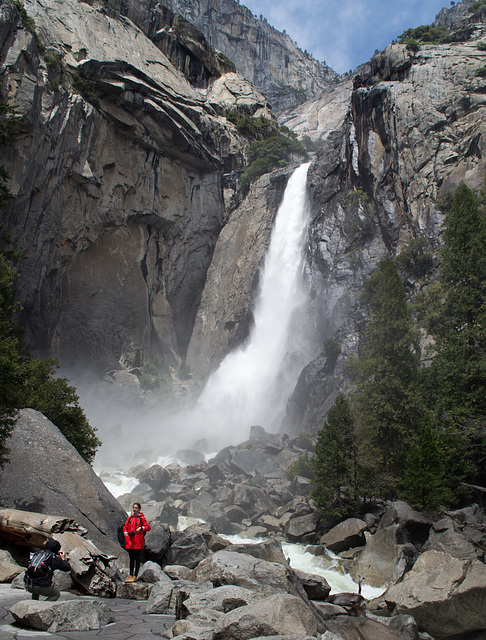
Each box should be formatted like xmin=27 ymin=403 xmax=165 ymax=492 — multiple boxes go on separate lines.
xmin=404 ymin=39 xmax=421 ymax=53
xmin=396 ymin=238 xmax=434 ymax=279
xmin=239 ymin=135 xmax=307 ymax=195
xmin=72 ymin=73 xmax=100 ymax=109
xmin=424 ymin=183 xmax=486 ymax=425
xmin=132 ymin=347 xmax=143 ymax=368
xmin=9 ymin=0 xmax=45 ymax=52
xmin=301 ymin=135 xmax=319 ymax=152
xmin=353 ymin=257 xmax=420 ymax=475
xmin=216 ymin=52 xmax=236 ymax=72
xmin=0 ymin=236 xmax=100 ymax=465
xmin=271 ymin=85 xmax=308 ymax=106
xmin=468 ymin=0 xmax=486 ymax=13
xmin=139 ymin=357 xmax=168 ymax=391
xmin=286 ymin=453 xmax=313 ymax=481
xmin=477 ymin=42 xmax=486 ymax=51
xmin=227 ymin=114 xmax=278 ymax=141
xmin=476 ymin=66 xmax=486 ymax=77
xmin=401 ymin=422 xmax=452 ymax=511
xmin=311 ymin=394 xmax=361 ymax=518
xmin=322 ymin=337 xmax=341 ymax=360
xmin=398 ymin=25 xmax=451 ymax=46
xmin=296 ymin=432 xmax=314 ymax=451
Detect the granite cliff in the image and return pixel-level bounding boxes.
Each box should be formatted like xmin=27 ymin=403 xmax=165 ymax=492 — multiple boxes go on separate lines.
xmin=1 ymin=0 xmax=486 ymax=440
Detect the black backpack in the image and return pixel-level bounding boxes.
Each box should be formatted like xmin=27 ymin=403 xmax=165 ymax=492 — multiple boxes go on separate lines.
xmin=24 ymin=550 xmax=53 ymax=585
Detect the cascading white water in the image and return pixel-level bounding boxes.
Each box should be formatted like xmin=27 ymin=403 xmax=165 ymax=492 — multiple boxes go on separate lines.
xmin=193 ymin=162 xmax=313 ymax=449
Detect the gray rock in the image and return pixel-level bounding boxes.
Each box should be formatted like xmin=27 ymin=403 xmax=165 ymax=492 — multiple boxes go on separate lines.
xmin=138 ymin=464 xmax=171 ymax=492
xmin=212 ymin=593 xmax=318 ymax=640
xmin=228 ymin=539 xmax=286 ymax=565
xmin=320 ymin=518 xmax=368 ymax=553
xmin=138 ymin=561 xmax=171 ymax=583
xmin=326 ymin=615 xmax=402 ymax=640
xmin=384 ymin=550 xmax=486 ymax=639
xmin=285 ymin=510 xmax=320 ymax=542
xmin=180 ymin=584 xmax=263 ymax=617
xmin=115 ymin=581 xmax=153 ymax=600
xmin=188 ymin=550 xmax=288 ymax=593
xmin=0 ymin=550 xmax=23 ymax=583
xmin=145 ymin=580 xmax=175 ymax=614
xmin=292 ymin=568 xmax=331 ymax=600
xmin=378 ymin=501 xmax=432 ymax=546
xmin=164 ymin=565 xmax=192 ymax=580
xmin=350 ymin=525 xmax=416 ymax=588
xmin=144 ymin=522 xmax=172 ymax=564
xmin=9 ymin=599 xmax=114 ymax=632
xmin=165 ymin=529 xmax=210 ymax=569
xmin=0 ymin=409 xmax=128 ymax=557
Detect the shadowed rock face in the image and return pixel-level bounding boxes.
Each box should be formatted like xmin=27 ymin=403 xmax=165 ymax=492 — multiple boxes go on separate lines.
xmin=0 ymin=409 xmax=127 ymax=556
xmin=0 ymin=0 xmax=253 ymax=372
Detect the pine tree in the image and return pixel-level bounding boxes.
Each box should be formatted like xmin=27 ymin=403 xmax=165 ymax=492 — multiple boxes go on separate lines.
xmin=353 ymin=257 xmax=420 ymax=478
xmin=311 ymin=394 xmax=359 ymax=518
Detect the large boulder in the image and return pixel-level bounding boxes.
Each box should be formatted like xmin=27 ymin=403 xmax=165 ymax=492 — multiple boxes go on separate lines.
xmin=325 ymin=615 xmax=403 ymax=640
xmin=164 ymin=529 xmax=210 ymax=569
xmin=179 ymin=584 xmax=263 ymax=618
xmin=320 ymin=518 xmax=368 ymax=553
xmin=9 ymin=599 xmax=114 ymax=632
xmin=378 ymin=501 xmax=432 ymax=547
xmin=212 ymin=593 xmax=318 ymax=640
xmin=0 ymin=410 xmax=128 ymax=557
xmin=188 ymin=551 xmax=288 ymax=593
xmin=422 ymin=517 xmax=484 ymax=561
xmin=0 ymin=551 xmax=23 ymax=583
xmin=384 ymin=550 xmax=486 ymax=638
xmin=228 ymin=540 xmax=286 ymax=565
xmin=350 ymin=525 xmax=418 ymax=588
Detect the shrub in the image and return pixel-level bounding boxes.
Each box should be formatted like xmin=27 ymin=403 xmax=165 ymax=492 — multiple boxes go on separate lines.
xmin=286 ymin=453 xmax=313 ymax=480
xmin=396 ymin=237 xmax=434 ymax=279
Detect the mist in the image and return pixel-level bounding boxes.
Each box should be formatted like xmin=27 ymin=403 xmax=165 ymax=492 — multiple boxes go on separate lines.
xmin=72 ymin=163 xmax=316 ymax=472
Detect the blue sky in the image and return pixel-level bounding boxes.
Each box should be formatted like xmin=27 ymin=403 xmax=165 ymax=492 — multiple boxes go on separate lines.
xmin=240 ymin=0 xmax=452 ymax=73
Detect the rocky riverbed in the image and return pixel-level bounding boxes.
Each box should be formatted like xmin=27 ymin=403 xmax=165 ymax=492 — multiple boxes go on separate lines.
xmin=0 ymin=409 xmax=485 ymax=640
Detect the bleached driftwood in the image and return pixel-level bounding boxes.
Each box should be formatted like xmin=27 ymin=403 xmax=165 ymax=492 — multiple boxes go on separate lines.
xmin=0 ymin=508 xmax=87 ymax=548
xmin=0 ymin=509 xmax=121 ymax=597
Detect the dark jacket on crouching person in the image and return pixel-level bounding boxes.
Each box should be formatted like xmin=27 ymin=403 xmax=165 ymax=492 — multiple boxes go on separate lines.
xmin=24 ymin=539 xmax=71 ymax=601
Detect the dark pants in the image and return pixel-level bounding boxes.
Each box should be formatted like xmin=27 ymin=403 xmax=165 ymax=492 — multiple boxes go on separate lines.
xmin=128 ymin=549 xmax=141 ymax=576
xmin=27 ymin=582 xmax=60 ymax=601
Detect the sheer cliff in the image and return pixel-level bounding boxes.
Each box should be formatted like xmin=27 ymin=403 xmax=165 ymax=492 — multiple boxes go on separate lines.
xmin=1 ymin=0 xmax=486 ymax=439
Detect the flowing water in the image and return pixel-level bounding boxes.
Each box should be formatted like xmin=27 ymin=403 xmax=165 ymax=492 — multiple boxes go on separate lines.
xmin=186 ymin=162 xmax=314 ymax=450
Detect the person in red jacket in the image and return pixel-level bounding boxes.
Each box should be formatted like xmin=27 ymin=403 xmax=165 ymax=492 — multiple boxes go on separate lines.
xmin=122 ymin=502 xmax=150 ymax=582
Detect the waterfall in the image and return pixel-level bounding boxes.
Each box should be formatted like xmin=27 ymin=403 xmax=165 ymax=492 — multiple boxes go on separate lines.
xmin=194 ymin=162 xmax=313 ymax=449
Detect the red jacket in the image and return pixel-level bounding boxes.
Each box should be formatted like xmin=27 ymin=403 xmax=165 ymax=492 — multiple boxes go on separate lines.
xmin=123 ymin=512 xmax=150 ymax=550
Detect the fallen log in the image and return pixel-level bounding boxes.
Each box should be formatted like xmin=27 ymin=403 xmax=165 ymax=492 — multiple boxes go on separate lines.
xmin=0 ymin=509 xmax=88 ymax=548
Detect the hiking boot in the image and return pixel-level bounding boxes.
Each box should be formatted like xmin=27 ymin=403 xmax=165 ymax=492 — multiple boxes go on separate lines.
xmin=125 ymin=575 xmax=136 ymax=583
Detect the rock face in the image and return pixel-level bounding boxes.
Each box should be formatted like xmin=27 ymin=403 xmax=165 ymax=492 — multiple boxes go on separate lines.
xmin=284 ymin=28 xmax=486 ymax=434
xmin=0 ymin=0 xmax=253 ymax=373
xmin=384 ymin=550 xmax=486 ymax=639
xmin=152 ymin=0 xmax=339 ymax=113
xmin=0 ymin=409 xmax=127 ymax=556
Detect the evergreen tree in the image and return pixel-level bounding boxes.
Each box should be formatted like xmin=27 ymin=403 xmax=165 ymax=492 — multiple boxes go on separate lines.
xmin=353 ymin=257 xmax=420 ymax=479
xmin=422 ymin=182 xmax=486 ymax=486
xmin=311 ymin=394 xmax=359 ymax=518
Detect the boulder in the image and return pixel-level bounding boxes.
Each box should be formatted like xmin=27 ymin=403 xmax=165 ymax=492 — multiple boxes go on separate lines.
xmin=145 ymin=580 xmax=175 ymax=614
xmin=422 ymin=517 xmax=483 ymax=561
xmin=188 ymin=550 xmax=288 ymax=593
xmin=179 ymin=584 xmax=263 ymax=618
xmin=9 ymin=599 xmax=114 ymax=632
xmin=138 ymin=465 xmax=171 ymax=492
xmin=378 ymin=502 xmax=432 ymax=547
xmin=350 ymin=525 xmax=417 ymax=588
xmin=285 ymin=510 xmax=320 ymax=542
xmin=384 ymin=550 xmax=486 ymax=638
xmin=232 ymin=484 xmax=278 ymax=518
xmin=138 ymin=561 xmax=172 ymax=583
xmin=0 ymin=550 xmax=23 ymax=583
xmin=115 ymin=581 xmax=153 ymax=600
xmin=164 ymin=529 xmax=210 ymax=569
xmin=0 ymin=410 xmax=127 ymax=557
xmin=144 ymin=522 xmax=172 ymax=563
xmin=292 ymin=569 xmax=331 ymax=600
xmin=228 ymin=539 xmax=286 ymax=565
xmin=229 ymin=450 xmax=282 ymax=478
xmin=164 ymin=565 xmax=192 ymax=580
xmin=212 ymin=593 xmax=318 ymax=640
xmin=325 ymin=615 xmax=402 ymax=640
xmin=320 ymin=518 xmax=368 ymax=553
